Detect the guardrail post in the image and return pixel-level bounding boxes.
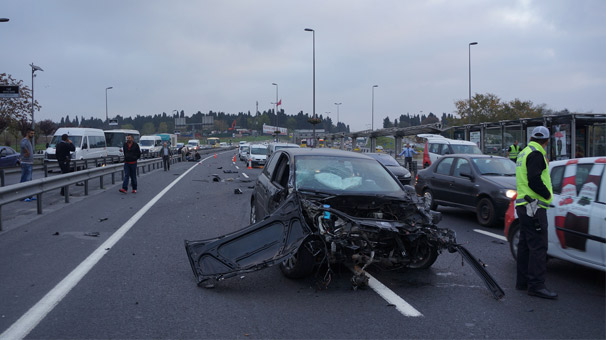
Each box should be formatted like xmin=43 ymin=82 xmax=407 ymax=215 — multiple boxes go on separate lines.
xmin=65 ymin=186 xmax=70 ymax=203
xmin=43 ymin=164 xmax=48 ymax=177
xmin=0 ymin=207 xmax=3 ymax=231
xmin=99 ymin=175 xmax=104 ymax=189
xmin=84 ymin=180 xmax=89 ymax=195
xmin=111 ymin=172 xmax=115 ymax=184
xmin=0 ymin=169 xmax=4 ymax=187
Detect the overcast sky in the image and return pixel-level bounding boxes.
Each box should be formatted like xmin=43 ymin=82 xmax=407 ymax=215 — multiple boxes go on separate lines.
xmin=2 ymin=0 xmax=605 ymax=131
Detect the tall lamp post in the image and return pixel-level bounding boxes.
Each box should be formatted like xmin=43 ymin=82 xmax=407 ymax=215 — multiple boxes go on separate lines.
xmin=304 ymin=28 xmax=318 ymax=147
xmin=334 ymin=102 xmax=341 ymax=130
xmin=468 ymin=42 xmax=478 ymax=125
xmin=371 ymin=85 xmax=378 ymax=130
xmin=105 ymin=86 xmax=113 ymax=123
xmin=30 ymin=63 xmax=43 ymax=147
xmin=272 ymin=82 xmax=279 ymax=141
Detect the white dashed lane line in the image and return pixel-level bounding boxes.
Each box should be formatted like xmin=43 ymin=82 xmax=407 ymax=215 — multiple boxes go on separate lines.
xmin=473 ymin=229 xmax=507 ymax=242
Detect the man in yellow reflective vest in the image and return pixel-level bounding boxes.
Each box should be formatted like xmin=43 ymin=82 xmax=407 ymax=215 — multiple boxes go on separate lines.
xmin=515 ymin=126 xmax=557 ymax=299
xmin=507 ymin=140 xmax=520 ymax=162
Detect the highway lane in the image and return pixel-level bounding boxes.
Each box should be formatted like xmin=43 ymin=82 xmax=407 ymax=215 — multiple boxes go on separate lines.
xmin=0 ymin=150 xmax=603 ymax=339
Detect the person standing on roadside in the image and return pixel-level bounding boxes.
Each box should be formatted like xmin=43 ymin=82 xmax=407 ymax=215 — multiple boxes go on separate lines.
xmin=515 ymin=126 xmax=557 ymax=300
xmin=56 ymin=134 xmax=75 ymax=196
xmin=120 ymin=134 xmax=141 ymax=194
xmin=160 ymin=142 xmax=172 ymax=171
xmin=19 ymin=128 xmax=36 ymax=201
xmin=398 ymin=143 xmax=418 ymax=172
xmin=507 ymin=140 xmax=521 ymax=162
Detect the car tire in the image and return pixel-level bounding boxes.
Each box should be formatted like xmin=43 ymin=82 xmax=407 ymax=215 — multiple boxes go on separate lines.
xmin=408 ymin=245 xmax=438 ymax=269
xmin=476 ymin=197 xmax=496 ymax=227
xmin=250 ymin=199 xmax=257 ymax=224
xmin=508 ymin=222 xmax=520 ymax=260
xmin=422 ymin=189 xmax=437 ymax=210
xmin=280 ymin=241 xmax=315 ymax=279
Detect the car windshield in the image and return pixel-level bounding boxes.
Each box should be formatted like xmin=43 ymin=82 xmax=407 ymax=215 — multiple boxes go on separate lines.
xmin=472 ymin=157 xmax=516 ymax=176
xmin=371 ymin=155 xmax=400 ymax=166
xmin=240 ymin=146 xmax=249 ymax=152
xmin=250 ymin=146 xmax=267 ymax=155
xmin=275 ymin=145 xmax=298 ymax=150
xmin=188 ymin=141 xmax=199 ymax=146
xmin=451 ymin=144 xmax=483 ymax=154
xmin=140 ymin=140 xmax=154 ymax=146
xmin=295 ymin=155 xmax=402 ymax=193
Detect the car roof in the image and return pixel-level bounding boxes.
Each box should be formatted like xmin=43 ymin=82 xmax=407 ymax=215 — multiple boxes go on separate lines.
xmin=277 ymin=148 xmax=373 ymax=159
xmin=550 ymin=156 xmax=606 ymax=167
xmin=441 ymin=154 xmax=508 ymax=160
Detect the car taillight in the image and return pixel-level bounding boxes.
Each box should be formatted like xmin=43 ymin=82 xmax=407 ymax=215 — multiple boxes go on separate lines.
xmin=504 ymin=193 xmax=517 ymax=230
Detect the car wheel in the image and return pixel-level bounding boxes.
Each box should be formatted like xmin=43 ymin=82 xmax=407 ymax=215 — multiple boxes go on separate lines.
xmin=250 ymin=200 xmax=257 ymax=224
xmin=476 ymin=197 xmax=496 ymax=227
xmin=508 ymin=222 xmax=520 ymax=260
xmin=422 ymin=189 xmax=437 ymax=210
xmin=280 ymin=242 xmax=315 ymax=279
xmin=408 ymin=245 xmax=438 ymax=269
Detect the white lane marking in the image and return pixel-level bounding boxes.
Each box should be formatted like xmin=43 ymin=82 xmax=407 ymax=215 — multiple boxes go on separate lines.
xmin=242 ymin=173 xmax=249 ymax=179
xmin=473 ymin=229 xmax=507 ymax=241
xmin=0 ymin=156 xmax=213 ymax=340
xmin=235 ymin=166 xmax=240 ymax=170
xmin=367 ymin=273 xmax=423 ymax=317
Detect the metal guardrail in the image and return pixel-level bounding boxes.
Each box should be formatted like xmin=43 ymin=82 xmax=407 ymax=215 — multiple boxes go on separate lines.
xmin=0 ymin=156 xmax=178 ymax=231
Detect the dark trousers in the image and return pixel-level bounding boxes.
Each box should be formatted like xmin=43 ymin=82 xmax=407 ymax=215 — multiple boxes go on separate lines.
xmin=404 ymin=157 xmax=413 ymax=171
xmin=122 ymin=163 xmax=137 ymax=190
xmin=162 ymin=155 xmax=170 ymax=171
xmin=516 ymin=205 xmax=548 ymax=290
xmin=59 ymin=160 xmax=71 ymax=195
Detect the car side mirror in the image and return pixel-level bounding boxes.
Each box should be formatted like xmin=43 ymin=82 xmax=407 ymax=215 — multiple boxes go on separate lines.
xmin=460 ymin=170 xmax=473 ymax=179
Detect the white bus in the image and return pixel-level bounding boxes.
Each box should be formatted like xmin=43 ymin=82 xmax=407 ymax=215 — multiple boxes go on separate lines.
xmin=104 ymin=129 xmax=140 ymax=157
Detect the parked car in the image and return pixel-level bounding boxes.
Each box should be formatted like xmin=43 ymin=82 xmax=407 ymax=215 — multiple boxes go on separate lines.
xmin=185 ymin=148 xmax=505 ymax=299
xmin=418 ymin=134 xmax=482 ymax=169
xmin=366 ymin=152 xmax=412 ymax=186
xmin=505 ymin=157 xmax=606 ymax=271
xmin=248 ymin=144 xmax=268 ymax=167
xmin=0 ymin=146 xmax=20 ymax=168
xmin=238 ymin=143 xmax=250 ymax=161
xmin=415 ymin=154 xmax=517 ymax=227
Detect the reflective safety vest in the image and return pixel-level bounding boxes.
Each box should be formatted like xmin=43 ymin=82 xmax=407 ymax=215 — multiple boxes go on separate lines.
xmin=509 ymin=144 xmax=520 ymax=160
xmin=515 ymin=141 xmax=553 ymax=209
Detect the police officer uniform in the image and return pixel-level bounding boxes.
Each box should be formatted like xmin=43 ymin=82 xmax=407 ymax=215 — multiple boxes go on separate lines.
xmin=515 ymin=126 xmax=557 ymax=299
xmin=508 ymin=142 xmax=520 ymax=162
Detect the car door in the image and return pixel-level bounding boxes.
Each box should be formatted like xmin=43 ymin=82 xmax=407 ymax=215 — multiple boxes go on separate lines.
xmin=264 ymin=153 xmax=291 ymax=215
xmin=253 ymin=153 xmax=280 ymax=219
xmin=556 ymin=161 xmax=606 ymax=267
xmin=430 ymin=156 xmax=455 ymax=202
xmin=450 ymin=157 xmax=476 ymax=208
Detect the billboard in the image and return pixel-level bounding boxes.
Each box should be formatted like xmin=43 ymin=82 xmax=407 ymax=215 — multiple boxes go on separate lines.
xmin=263 ymin=124 xmax=287 ymax=135
xmin=0 ymin=85 xmax=20 ymax=98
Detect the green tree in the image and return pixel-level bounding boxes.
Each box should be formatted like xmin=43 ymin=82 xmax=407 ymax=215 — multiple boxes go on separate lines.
xmin=38 ymin=119 xmax=57 ymax=143
xmin=0 ymin=73 xmax=39 ymax=133
xmin=141 ymin=122 xmax=156 ymax=135
xmin=157 ymin=121 xmax=168 ymax=133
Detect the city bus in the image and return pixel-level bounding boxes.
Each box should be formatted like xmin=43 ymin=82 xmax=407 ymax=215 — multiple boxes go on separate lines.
xmin=104 ymin=129 xmax=140 ymax=157
xmin=207 ymin=137 xmax=220 ymax=147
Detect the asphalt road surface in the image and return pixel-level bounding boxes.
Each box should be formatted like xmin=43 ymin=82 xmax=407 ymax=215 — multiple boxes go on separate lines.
xmin=0 ymin=150 xmax=604 ymax=339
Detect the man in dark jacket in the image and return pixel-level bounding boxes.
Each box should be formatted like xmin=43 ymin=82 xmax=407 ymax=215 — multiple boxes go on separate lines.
xmin=56 ymin=134 xmax=75 ymax=196
xmin=160 ymin=142 xmax=172 ymax=171
xmin=120 ymin=134 xmax=141 ymax=194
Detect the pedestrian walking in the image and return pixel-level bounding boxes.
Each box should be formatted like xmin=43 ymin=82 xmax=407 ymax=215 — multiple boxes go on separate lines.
xmin=507 ymin=140 xmax=521 ymax=162
xmin=120 ymin=134 xmax=141 ymax=194
xmin=19 ymin=128 xmax=36 ymax=201
xmin=55 ymin=134 xmax=75 ymax=196
xmin=514 ymin=126 xmax=557 ymax=299
xmin=398 ymin=143 xmax=418 ymax=172
xmin=160 ymin=142 xmax=172 ymax=171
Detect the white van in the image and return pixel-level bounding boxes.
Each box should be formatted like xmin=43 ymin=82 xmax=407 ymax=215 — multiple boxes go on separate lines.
xmin=187 ymin=139 xmax=201 ymax=151
xmin=418 ymin=134 xmax=482 ymax=168
xmin=249 ymin=144 xmax=268 ymax=167
xmin=139 ymin=135 xmax=163 ymax=156
xmin=45 ymin=127 xmax=107 ymax=162
xmin=104 ymin=129 xmax=140 ymax=157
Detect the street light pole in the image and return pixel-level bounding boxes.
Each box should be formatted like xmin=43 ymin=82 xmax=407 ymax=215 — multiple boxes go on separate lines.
xmin=371 ymin=85 xmax=378 ymax=130
xmin=334 ymin=102 xmax=341 ymax=130
xmin=272 ymin=82 xmax=279 ymax=141
xmin=30 ymin=63 xmax=43 ymax=148
xmin=304 ymin=28 xmax=316 ymax=146
xmin=468 ymin=42 xmax=478 ymax=125
xmin=105 ymin=86 xmax=113 ymax=123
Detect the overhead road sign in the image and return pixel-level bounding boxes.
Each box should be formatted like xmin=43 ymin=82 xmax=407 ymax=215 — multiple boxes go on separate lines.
xmin=0 ymin=85 xmax=20 ymax=98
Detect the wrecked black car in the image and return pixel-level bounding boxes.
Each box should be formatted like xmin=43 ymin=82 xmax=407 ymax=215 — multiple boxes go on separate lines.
xmin=185 ymin=149 xmax=504 ymax=299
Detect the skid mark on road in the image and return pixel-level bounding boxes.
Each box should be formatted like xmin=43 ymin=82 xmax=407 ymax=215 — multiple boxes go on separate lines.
xmin=0 ymin=154 xmax=215 ymax=340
